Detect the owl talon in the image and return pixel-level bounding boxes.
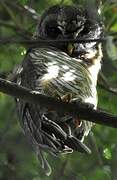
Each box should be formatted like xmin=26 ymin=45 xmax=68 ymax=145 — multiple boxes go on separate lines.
xmin=61 ymin=93 xmax=73 ymax=102
xmin=53 ymin=91 xmax=62 ymax=100
xmin=54 ymin=92 xmax=72 ymax=103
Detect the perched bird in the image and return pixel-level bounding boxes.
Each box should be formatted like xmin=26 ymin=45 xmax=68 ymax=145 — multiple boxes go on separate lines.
xmin=15 ymin=4 xmax=103 ymax=176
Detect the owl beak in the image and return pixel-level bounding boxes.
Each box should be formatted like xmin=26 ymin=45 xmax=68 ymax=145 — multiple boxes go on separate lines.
xmin=58 ymin=25 xmax=65 ymax=36
xmin=68 ymin=43 xmax=86 ymax=57
xmin=67 ymin=43 xmax=74 ymax=56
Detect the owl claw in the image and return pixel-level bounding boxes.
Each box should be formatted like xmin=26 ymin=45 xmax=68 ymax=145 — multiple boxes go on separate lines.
xmin=61 ymin=93 xmax=73 ymax=102
xmin=53 ymin=92 xmax=73 ymax=103
xmin=53 ymin=91 xmax=62 ymax=100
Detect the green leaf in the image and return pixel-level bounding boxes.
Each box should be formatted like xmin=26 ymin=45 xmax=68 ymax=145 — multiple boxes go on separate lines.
xmin=103 ymin=148 xmax=112 ymax=160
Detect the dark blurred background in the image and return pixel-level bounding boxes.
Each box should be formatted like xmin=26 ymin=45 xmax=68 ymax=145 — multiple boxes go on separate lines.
xmin=0 ymin=0 xmax=117 ymax=179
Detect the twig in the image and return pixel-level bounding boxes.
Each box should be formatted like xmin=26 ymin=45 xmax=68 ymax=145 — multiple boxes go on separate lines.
xmin=53 ymin=158 xmax=68 ymax=180
xmin=0 ymin=37 xmax=107 ymax=46
xmin=0 ymin=20 xmax=32 ymax=39
xmin=98 ymin=72 xmax=117 ymax=95
xmin=0 ymin=78 xmax=117 ymax=128
xmin=98 ymin=83 xmax=117 ymax=95
xmin=109 ymin=32 xmax=117 ymax=37
xmin=0 ymin=0 xmax=38 ymax=21
xmin=0 ymin=0 xmax=19 ymax=26
xmin=89 ymin=132 xmax=103 ymax=166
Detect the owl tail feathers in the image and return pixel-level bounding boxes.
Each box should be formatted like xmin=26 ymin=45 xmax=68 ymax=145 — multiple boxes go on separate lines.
xmin=65 ymin=136 xmax=91 ymax=154
xmin=37 ymin=149 xmax=52 ymax=176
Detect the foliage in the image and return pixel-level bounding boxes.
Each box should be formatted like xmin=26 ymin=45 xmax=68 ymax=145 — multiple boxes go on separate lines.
xmin=0 ymin=0 xmax=117 ymax=180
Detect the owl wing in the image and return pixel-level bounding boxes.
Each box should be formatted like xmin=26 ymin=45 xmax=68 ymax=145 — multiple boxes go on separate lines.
xmin=16 ymin=47 xmax=95 ymax=175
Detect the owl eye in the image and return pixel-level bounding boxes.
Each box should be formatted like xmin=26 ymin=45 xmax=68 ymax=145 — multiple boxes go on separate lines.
xmin=46 ymin=26 xmax=61 ymax=38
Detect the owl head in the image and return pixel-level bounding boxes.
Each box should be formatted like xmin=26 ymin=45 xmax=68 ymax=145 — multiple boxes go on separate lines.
xmin=34 ymin=4 xmax=103 ymax=56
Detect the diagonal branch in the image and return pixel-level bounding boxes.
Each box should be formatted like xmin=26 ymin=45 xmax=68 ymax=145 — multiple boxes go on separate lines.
xmin=0 ymin=0 xmax=38 ymax=21
xmin=0 ymin=20 xmax=32 ymax=39
xmin=98 ymin=83 xmax=117 ymax=95
xmin=98 ymin=72 xmax=117 ymax=95
xmin=0 ymin=78 xmax=117 ymax=128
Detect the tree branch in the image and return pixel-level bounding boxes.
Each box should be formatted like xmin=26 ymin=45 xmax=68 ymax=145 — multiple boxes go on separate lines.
xmin=0 ymin=78 xmax=117 ymax=128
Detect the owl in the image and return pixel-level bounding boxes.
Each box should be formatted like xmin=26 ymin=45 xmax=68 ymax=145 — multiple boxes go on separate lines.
xmin=15 ymin=4 xmax=103 ymax=176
